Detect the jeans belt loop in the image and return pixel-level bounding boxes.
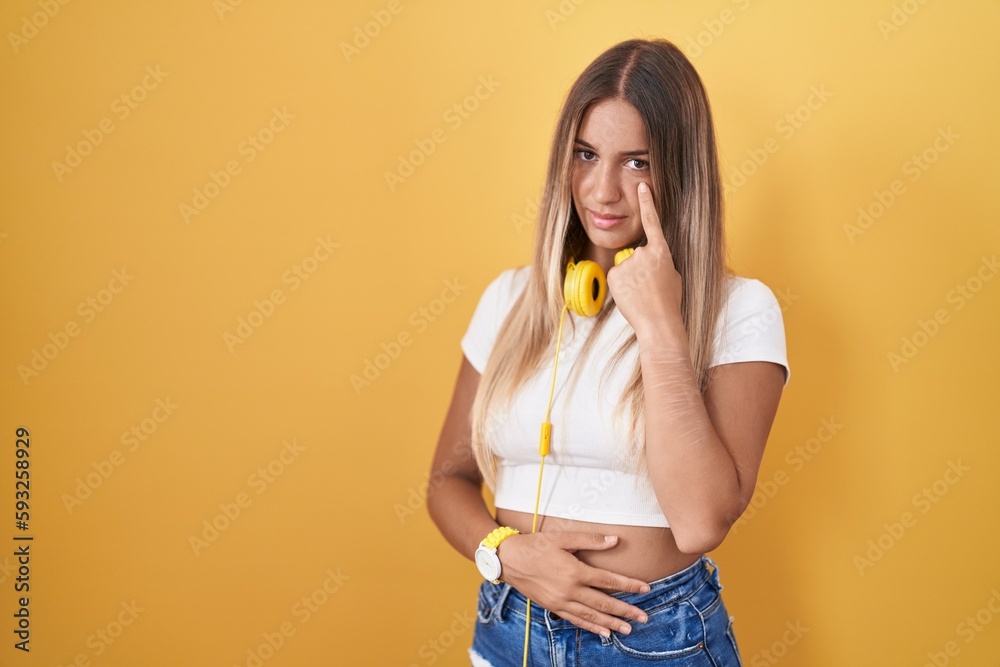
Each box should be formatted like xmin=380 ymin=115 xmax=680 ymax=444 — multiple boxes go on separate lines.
xmin=495 ymin=583 xmax=513 ymax=623
xmin=703 ymin=554 xmax=723 ymax=591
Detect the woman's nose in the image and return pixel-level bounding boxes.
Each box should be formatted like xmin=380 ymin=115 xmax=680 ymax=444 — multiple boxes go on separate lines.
xmin=592 ymin=165 xmax=621 ymax=203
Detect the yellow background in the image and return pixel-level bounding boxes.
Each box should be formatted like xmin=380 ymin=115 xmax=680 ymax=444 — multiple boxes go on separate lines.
xmin=1 ymin=1 xmax=998 ymax=665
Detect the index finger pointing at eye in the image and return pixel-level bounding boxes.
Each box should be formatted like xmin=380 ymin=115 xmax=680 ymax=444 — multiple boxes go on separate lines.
xmin=637 ymin=182 xmax=665 ymax=247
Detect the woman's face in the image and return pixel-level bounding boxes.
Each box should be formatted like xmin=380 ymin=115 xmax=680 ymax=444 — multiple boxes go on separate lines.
xmin=571 ymin=98 xmax=651 ymax=267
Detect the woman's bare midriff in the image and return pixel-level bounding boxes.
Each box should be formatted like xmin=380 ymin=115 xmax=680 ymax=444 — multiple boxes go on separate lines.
xmin=496 ymin=507 xmax=700 ymax=595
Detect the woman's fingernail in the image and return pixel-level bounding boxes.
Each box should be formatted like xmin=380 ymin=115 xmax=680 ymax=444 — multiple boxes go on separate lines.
xmin=639 ymin=614 xmax=648 ymax=623
xmin=639 ymin=182 xmax=649 ymax=193
xmin=604 ymin=535 xmax=617 ymax=542
xmin=619 ymin=624 xmax=631 ymax=634
xmin=601 ymin=629 xmax=611 ymax=638
xmin=641 ymin=584 xmax=651 ymax=593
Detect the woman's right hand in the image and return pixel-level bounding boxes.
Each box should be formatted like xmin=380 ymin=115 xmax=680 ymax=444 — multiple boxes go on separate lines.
xmin=496 ymin=531 xmax=652 ymax=638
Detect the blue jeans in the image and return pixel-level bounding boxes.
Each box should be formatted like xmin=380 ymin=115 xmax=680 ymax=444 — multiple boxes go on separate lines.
xmin=469 ymin=554 xmax=743 ymax=666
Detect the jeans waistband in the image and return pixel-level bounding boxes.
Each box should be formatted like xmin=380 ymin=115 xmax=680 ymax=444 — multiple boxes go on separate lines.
xmin=496 ymin=554 xmax=721 ymax=630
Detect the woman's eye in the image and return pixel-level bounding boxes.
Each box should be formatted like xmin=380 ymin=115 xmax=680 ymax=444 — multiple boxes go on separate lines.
xmin=577 ymin=150 xmax=596 ymax=160
xmin=627 ymin=158 xmax=649 ymax=170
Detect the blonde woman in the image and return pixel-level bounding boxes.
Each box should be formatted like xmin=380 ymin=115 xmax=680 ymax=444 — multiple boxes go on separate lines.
xmin=428 ymin=37 xmax=789 ymax=666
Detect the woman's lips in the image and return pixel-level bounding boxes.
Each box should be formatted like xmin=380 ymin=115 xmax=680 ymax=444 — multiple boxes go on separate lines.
xmin=589 ymin=210 xmax=626 ymax=230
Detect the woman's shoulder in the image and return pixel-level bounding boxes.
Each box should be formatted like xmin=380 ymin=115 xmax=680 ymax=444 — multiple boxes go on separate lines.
xmin=720 ymin=273 xmax=783 ymax=314
xmin=712 ymin=272 xmax=790 ymax=384
xmin=470 ymin=264 xmax=532 ymax=316
xmin=486 ymin=264 xmax=532 ymax=295
xmin=503 ymin=263 xmax=532 ymax=282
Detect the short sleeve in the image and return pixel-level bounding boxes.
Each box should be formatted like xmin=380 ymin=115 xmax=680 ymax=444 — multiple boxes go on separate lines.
xmin=460 ymin=267 xmax=525 ymax=373
xmin=710 ymin=277 xmax=790 ymax=386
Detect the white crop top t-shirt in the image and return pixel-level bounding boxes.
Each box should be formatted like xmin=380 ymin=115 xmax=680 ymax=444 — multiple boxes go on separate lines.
xmin=460 ymin=265 xmax=790 ymax=528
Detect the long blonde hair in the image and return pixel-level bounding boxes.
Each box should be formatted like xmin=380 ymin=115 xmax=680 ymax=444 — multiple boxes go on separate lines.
xmin=471 ymin=37 xmax=732 ymax=492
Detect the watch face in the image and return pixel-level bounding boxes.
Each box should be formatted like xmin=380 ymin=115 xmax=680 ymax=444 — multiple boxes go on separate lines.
xmin=475 ymin=547 xmax=500 ymax=581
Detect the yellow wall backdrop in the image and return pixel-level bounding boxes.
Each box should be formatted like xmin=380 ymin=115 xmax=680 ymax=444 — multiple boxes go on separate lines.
xmin=1 ymin=1 xmax=998 ymax=665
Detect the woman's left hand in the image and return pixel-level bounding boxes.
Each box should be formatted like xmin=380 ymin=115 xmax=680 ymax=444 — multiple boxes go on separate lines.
xmin=607 ymin=182 xmax=684 ymax=339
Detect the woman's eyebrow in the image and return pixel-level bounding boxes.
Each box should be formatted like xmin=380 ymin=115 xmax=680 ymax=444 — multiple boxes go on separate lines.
xmin=573 ymin=138 xmax=649 ymax=157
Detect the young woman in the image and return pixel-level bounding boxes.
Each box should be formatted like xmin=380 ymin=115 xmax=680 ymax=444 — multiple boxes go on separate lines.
xmin=427 ymin=37 xmax=789 ymax=666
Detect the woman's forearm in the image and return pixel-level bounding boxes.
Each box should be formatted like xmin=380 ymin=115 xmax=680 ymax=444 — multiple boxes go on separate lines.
xmin=635 ymin=324 xmax=741 ymax=554
xmin=427 ymin=474 xmax=500 ymax=561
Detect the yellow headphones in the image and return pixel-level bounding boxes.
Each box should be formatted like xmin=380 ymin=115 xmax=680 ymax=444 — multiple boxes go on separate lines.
xmin=520 ymin=245 xmax=635 ymax=666
xmin=563 ymin=247 xmax=635 ymax=317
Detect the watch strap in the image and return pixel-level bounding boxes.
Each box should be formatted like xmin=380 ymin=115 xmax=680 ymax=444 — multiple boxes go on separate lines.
xmin=481 ymin=525 xmax=520 ymax=550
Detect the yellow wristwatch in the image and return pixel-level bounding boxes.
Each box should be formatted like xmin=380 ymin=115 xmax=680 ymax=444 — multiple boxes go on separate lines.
xmin=475 ymin=526 xmax=520 ymax=584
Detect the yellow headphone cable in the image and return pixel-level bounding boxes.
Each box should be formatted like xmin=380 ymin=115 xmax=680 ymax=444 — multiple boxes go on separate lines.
xmin=519 ymin=247 xmax=633 ymax=667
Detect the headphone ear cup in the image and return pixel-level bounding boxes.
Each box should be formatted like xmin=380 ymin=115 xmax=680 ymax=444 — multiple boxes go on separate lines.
xmin=614 ymin=247 xmax=634 ymax=265
xmin=564 ymin=260 xmax=606 ymax=317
